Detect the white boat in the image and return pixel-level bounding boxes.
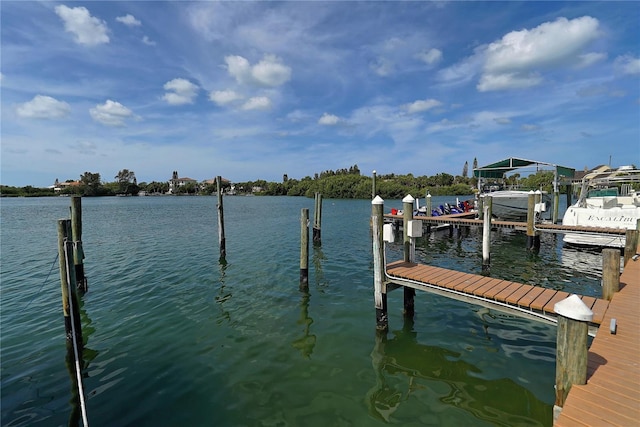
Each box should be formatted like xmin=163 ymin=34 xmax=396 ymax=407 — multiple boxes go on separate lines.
xmin=483 ymin=189 xmax=551 ymax=221
xmin=562 ymin=166 xmax=640 ymax=248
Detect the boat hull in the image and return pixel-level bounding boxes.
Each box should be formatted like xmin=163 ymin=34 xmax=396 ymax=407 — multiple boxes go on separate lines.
xmin=562 ymin=205 xmax=640 ymax=248
xmin=488 ymin=191 xmax=550 ymax=221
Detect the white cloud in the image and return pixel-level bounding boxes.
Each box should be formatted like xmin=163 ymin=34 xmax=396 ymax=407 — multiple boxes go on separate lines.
xmin=370 ymin=57 xmax=394 ymax=77
xmin=209 ymin=90 xmax=243 ymax=106
xmin=318 ymin=113 xmax=340 ymax=126
xmin=415 ymin=48 xmax=443 ymax=66
xmin=16 ymin=95 xmax=71 ymax=119
xmin=142 ymin=36 xmax=156 ymax=46
xmin=55 ymin=5 xmax=109 ymax=46
xmin=478 ymin=72 xmax=542 ymax=92
xmin=576 ymin=52 xmax=606 ymax=68
xmin=241 ymin=96 xmax=272 ymax=111
xmin=405 ymin=99 xmax=442 ymax=114
xmin=479 ymin=16 xmax=600 ymax=92
xmin=116 ymin=14 xmax=141 ymax=26
xmin=522 ymin=124 xmax=541 ymax=132
xmin=614 ymin=54 xmax=640 ymax=75
xmin=162 ymin=78 xmax=199 ymax=105
xmin=494 ymin=117 xmax=511 ymax=125
xmin=89 ymin=100 xmax=134 ymax=126
xmin=225 ymin=54 xmax=291 ymax=87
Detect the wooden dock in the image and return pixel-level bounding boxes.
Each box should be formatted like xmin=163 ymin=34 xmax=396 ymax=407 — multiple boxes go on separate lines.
xmin=384 ymin=251 xmax=639 ymax=426
xmin=385 ymin=262 xmax=610 ymax=328
xmin=554 ymin=246 xmax=640 ymax=426
xmin=384 ymin=213 xmax=628 ymax=236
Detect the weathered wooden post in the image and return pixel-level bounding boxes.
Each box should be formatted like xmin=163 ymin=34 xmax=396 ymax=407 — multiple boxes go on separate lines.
xmin=552 ymin=190 xmax=560 ymax=224
xmin=300 ymin=208 xmax=309 ymax=288
xmin=216 ymin=176 xmax=227 ymax=262
xmin=553 ymin=295 xmax=593 ymax=421
xmin=371 ymin=170 xmax=377 ymax=199
xmin=313 ymin=192 xmax=322 ymax=245
xmin=482 ymin=195 xmax=492 ymax=272
xmin=372 ymin=196 xmax=387 ymax=331
xmin=623 ymin=220 xmax=640 ymax=266
xmin=57 ymin=219 xmax=83 ymax=343
xmin=425 ymin=192 xmax=432 ymax=217
xmin=602 ymin=248 xmax=620 ymax=300
xmin=477 ymin=194 xmax=484 ymax=220
xmin=402 ymin=195 xmax=416 ymax=318
xmin=526 ymin=191 xmax=540 ymax=251
xmin=70 ymin=196 xmax=87 ymax=293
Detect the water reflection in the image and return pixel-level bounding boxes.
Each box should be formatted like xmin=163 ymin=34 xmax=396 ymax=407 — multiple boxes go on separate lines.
xmin=291 ymin=290 xmax=316 ymax=358
xmin=66 ymin=301 xmax=98 ymax=427
xmin=367 ymin=319 xmax=552 ymax=426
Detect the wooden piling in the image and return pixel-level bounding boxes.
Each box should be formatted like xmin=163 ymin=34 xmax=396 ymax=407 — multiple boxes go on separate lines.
xmin=526 ymin=191 xmax=540 ymax=251
xmin=313 ymin=192 xmax=322 ymax=245
xmin=624 ymin=221 xmax=640 ymax=266
xmin=300 ymin=208 xmax=309 ymax=288
xmin=477 ymin=194 xmax=484 ymax=220
xmin=553 ymin=190 xmax=560 ymax=224
xmin=402 ymin=195 xmax=415 ymax=318
xmin=371 ymin=170 xmax=376 ymax=199
xmin=602 ymin=248 xmax=620 ymax=300
xmin=57 ymin=219 xmax=83 ymax=343
xmin=482 ymin=195 xmax=492 ymax=272
xmin=372 ymin=196 xmax=387 ymax=331
xmin=70 ymin=196 xmax=87 ymax=293
xmin=425 ymin=193 xmax=432 ymax=217
xmin=553 ymin=295 xmax=592 ymax=417
xmin=216 ymin=176 xmax=226 ymax=262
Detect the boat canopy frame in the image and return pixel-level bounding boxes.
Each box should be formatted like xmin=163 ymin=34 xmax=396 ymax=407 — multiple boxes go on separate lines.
xmin=473 ymin=157 xmax=575 ymax=192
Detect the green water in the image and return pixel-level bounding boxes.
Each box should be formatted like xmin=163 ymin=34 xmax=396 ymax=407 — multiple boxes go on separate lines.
xmin=0 ymin=196 xmax=604 ymax=426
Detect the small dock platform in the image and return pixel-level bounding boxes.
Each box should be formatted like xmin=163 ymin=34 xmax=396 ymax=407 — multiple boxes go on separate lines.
xmin=554 ymin=246 xmax=640 ymax=426
xmin=385 ymin=262 xmax=610 ymax=328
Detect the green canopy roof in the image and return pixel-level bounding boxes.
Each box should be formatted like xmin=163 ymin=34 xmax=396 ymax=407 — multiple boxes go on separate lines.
xmin=473 ymin=157 xmax=575 ymax=180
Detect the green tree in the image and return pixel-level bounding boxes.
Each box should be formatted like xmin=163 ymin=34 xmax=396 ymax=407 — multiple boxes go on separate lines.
xmin=462 ymin=161 xmax=468 ymax=178
xmin=80 ymin=172 xmax=103 ymax=196
xmin=115 ymin=169 xmax=139 ymax=195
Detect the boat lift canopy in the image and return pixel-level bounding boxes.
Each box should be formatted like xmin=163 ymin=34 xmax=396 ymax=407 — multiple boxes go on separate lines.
xmin=473 ymin=157 xmax=575 ymax=191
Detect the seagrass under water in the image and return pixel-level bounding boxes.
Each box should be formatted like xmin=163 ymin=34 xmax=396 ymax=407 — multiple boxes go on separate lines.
xmin=0 ymin=196 xmax=604 ymax=426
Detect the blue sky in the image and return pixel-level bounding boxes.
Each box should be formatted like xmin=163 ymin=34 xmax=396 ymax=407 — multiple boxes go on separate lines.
xmin=2 ymin=1 xmax=639 ymax=187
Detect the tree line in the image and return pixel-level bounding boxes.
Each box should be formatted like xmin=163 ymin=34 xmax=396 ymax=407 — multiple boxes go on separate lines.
xmin=1 ymin=162 xmax=564 ymax=199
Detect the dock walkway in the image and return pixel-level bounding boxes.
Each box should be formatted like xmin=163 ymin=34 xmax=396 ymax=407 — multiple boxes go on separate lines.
xmin=384 ymin=213 xmax=628 ymax=235
xmin=554 ymin=246 xmax=640 ymax=426
xmin=385 ymin=262 xmax=610 ymax=327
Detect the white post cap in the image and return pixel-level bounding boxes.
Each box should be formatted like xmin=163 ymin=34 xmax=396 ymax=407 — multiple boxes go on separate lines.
xmin=402 ymin=194 xmax=415 ymax=203
xmin=426 ymin=193 xmax=431 ymax=198
xmin=372 ymin=195 xmax=384 ymax=205
xmin=554 ymin=294 xmax=593 ymax=322
xmin=535 ymin=189 xmax=542 ymax=194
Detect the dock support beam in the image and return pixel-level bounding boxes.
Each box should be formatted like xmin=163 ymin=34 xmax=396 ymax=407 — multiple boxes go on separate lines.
xmin=552 ymin=190 xmax=560 ymax=224
xmin=300 ymin=208 xmax=309 ymax=288
xmin=482 ymin=195 xmax=492 ymax=272
xmin=553 ymin=295 xmax=593 ymax=421
xmin=313 ymin=192 xmax=322 ymax=245
xmin=216 ymin=176 xmax=227 ymax=263
xmin=57 ymin=219 xmax=83 ymax=344
xmin=70 ymin=196 xmax=87 ymax=293
xmin=623 ymin=220 xmax=640 ymax=267
xmin=372 ymin=196 xmax=387 ymax=331
xmin=402 ymin=195 xmax=415 ymax=318
xmin=602 ymin=248 xmax=620 ymax=300
xmin=526 ymin=191 xmax=540 ymax=251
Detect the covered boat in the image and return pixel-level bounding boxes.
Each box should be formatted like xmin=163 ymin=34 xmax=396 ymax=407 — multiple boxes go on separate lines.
xmin=473 ymin=157 xmax=574 ymax=221
xmin=562 ymin=166 xmax=640 ymax=248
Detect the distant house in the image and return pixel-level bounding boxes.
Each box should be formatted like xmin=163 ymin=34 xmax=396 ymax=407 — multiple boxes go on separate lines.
xmin=201 ymin=177 xmax=231 ymax=193
xmin=52 ymin=178 xmax=81 ymax=192
xmin=168 ymin=171 xmax=198 ymax=194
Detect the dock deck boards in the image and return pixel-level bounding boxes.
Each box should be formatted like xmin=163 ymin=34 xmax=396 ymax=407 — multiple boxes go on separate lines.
xmin=554 ymin=246 xmax=640 ymax=426
xmin=385 ymin=261 xmax=610 ymax=325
